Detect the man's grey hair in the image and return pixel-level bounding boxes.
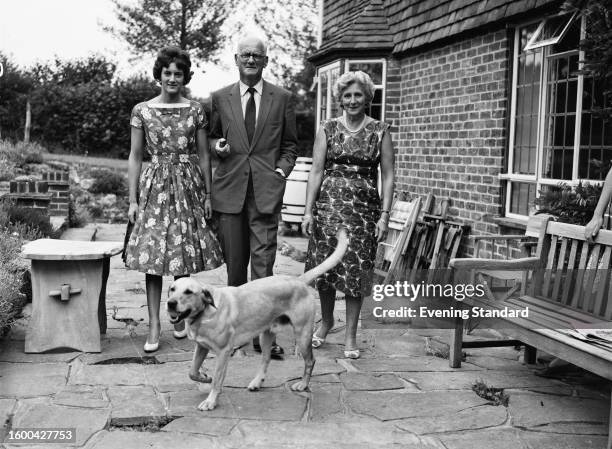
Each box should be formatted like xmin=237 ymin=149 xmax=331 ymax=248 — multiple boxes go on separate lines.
xmin=236 ymin=35 xmax=268 ymax=55
xmin=333 ymin=71 xmax=376 ymax=105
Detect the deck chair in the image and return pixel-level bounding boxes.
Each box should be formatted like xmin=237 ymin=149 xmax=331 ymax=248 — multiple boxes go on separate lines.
xmin=373 ymin=196 xmax=422 ymax=284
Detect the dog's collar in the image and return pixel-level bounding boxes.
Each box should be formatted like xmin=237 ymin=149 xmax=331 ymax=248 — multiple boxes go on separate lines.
xmin=189 ymin=309 xmax=205 ymax=323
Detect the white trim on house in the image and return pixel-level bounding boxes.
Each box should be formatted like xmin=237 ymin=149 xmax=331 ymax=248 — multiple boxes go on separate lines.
xmin=345 ymin=58 xmax=387 ymax=121
xmin=504 ymin=14 xmax=603 ymax=218
xmin=524 ymin=12 xmax=577 ymax=51
xmin=315 ymin=60 xmax=341 ymax=128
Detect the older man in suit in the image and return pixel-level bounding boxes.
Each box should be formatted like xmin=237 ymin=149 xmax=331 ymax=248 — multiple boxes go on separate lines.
xmin=209 ymin=35 xmax=298 ymax=358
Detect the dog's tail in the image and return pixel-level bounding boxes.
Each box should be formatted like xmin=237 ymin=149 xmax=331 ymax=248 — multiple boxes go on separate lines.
xmin=299 ymin=227 xmax=349 ymax=285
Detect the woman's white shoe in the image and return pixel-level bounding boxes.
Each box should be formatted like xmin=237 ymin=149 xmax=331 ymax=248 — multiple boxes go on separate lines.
xmin=173 ymin=327 xmax=188 ymax=339
xmin=143 ymin=340 xmax=159 ymax=352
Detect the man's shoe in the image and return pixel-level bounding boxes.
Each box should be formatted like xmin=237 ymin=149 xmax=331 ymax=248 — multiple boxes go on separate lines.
xmin=253 ymin=338 xmax=261 ymax=353
xmin=270 ymin=344 xmax=284 ymax=360
xmin=252 ymin=339 xmax=284 ymax=360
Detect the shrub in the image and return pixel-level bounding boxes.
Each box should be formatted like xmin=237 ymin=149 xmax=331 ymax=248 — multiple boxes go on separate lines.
xmin=68 ymin=195 xmax=89 ymax=228
xmin=3 ymin=203 xmax=56 ymax=237
xmin=23 ymin=152 xmax=44 ymax=164
xmin=534 ymin=182 xmax=603 ymax=225
xmin=88 ymin=169 xmax=127 ymax=196
xmin=0 ymin=248 xmax=28 ymax=336
xmin=88 ymin=204 xmax=104 ymax=219
xmin=0 ymin=140 xmax=47 ymax=172
xmin=0 ymin=140 xmax=26 ymax=167
xmin=0 ymin=167 xmax=13 ymax=182
xmin=23 ymin=56 xmax=159 ymax=158
xmin=0 ymin=205 xmax=40 ymax=335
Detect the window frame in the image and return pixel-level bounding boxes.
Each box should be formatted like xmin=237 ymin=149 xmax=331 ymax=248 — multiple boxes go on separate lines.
xmin=504 ymin=14 xmax=598 ymax=220
xmin=344 ymin=58 xmax=387 ymax=121
xmin=315 ymin=60 xmax=341 ymax=127
xmin=523 ymin=12 xmax=577 ymax=51
xmin=315 ymin=58 xmax=387 ymax=129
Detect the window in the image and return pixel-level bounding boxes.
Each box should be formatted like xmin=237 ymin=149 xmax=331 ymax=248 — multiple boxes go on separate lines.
xmin=315 ymin=59 xmax=386 ymax=126
xmin=345 ymin=60 xmax=386 ymax=120
xmin=504 ymin=15 xmax=612 ymax=218
xmin=316 ymin=61 xmax=341 ymax=125
xmin=524 ymin=12 xmax=577 ymax=50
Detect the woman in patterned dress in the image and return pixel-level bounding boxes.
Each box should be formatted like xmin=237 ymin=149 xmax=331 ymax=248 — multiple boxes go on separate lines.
xmin=303 ymin=71 xmax=395 ymax=359
xmin=125 ymin=47 xmax=223 ymax=352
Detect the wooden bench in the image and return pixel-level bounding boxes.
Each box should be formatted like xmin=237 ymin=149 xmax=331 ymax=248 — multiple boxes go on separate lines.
xmin=449 ymin=216 xmax=612 ymax=448
xmin=22 ymin=239 xmax=123 ymax=353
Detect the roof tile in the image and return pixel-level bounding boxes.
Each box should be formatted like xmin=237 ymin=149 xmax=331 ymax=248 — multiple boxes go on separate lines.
xmin=314 ymin=0 xmax=562 ymax=61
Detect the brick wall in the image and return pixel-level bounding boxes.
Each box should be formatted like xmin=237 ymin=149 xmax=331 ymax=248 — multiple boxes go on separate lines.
xmin=390 ymin=29 xmax=510 ymax=256
xmin=42 ymin=171 xmax=70 ymax=217
xmin=7 ymin=180 xmax=51 ymax=212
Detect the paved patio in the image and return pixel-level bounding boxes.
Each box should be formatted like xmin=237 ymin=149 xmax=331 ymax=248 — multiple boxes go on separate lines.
xmin=0 ymin=223 xmax=609 ymax=448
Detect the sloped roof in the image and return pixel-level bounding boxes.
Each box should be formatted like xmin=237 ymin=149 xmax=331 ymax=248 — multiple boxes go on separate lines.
xmin=311 ymin=0 xmax=562 ymax=63
xmin=311 ymin=0 xmax=395 ymax=61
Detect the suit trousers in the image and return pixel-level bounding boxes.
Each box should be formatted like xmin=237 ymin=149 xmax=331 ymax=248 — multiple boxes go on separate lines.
xmin=217 ymin=174 xmax=279 ymax=287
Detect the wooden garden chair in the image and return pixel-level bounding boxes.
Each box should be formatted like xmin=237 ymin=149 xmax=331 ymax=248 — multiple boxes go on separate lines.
xmin=373 ymin=196 xmax=422 ymax=284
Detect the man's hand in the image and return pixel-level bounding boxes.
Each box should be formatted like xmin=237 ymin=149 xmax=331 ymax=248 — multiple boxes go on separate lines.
xmin=215 ymin=138 xmax=230 ymax=158
xmin=204 ymin=198 xmax=212 ymax=219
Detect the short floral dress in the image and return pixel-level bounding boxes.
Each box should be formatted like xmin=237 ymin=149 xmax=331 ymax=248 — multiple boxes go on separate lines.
xmin=304 ymin=118 xmax=389 ymax=297
xmin=124 ymin=101 xmax=223 ymax=276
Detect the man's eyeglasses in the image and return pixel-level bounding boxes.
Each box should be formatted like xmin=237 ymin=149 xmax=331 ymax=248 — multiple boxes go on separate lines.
xmin=238 ymin=53 xmax=265 ymax=61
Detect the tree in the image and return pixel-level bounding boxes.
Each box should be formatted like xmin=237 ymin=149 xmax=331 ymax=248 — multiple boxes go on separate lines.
xmin=0 ymin=53 xmax=33 ymax=141
xmin=227 ymin=0 xmax=318 ymax=156
xmin=229 ymin=0 xmax=318 ymax=91
xmin=564 ymin=0 xmax=612 ymax=117
xmin=29 ymin=55 xmax=116 ymax=86
xmin=105 ymin=0 xmax=236 ymax=64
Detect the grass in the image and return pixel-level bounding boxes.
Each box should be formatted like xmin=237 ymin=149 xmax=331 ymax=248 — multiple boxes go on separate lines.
xmin=42 ymin=153 xmax=128 ymax=173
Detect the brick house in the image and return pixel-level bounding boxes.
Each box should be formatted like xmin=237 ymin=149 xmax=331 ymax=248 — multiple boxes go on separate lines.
xmin=309 ymin=0 xmax=610 ymax=256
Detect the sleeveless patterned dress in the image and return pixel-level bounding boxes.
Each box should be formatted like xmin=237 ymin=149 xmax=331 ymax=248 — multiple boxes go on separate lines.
xmin=124 ymin=100 xmax=223 ymax=276
xmin=304 ymin=118 xmax=389 ymax=297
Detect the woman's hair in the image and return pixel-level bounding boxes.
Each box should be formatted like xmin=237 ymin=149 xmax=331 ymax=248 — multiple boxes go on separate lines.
xmin=333 ymin=71 xmax=376 ymax=106
xmin=153 ymin=46 xmax=193 ymax=85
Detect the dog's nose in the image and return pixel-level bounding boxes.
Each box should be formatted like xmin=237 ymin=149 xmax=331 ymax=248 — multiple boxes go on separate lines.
xmin=167 ymin=299 xmax=177 ymax=310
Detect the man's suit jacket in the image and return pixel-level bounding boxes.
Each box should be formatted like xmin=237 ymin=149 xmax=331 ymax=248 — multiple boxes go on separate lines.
xmin=209 ymin=80 xmax=298 ymax=214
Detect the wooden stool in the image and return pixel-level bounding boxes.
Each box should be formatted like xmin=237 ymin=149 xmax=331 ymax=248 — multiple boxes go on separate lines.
xmin=22 ymin=239 xmax=123 ymax=353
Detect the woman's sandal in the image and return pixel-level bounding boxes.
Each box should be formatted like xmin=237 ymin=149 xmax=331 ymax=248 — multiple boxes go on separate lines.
xmin=343 ymin=349 xmax=360 ymax=359
xmin=311 ymin=333 xmax=326 ymax=348
xmin=189 ymin=371 xmax=212 ymax=383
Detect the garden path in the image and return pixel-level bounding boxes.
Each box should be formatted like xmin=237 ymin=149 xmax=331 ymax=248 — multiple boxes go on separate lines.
xmin=0 ymin=223 xmax=609 ymax=448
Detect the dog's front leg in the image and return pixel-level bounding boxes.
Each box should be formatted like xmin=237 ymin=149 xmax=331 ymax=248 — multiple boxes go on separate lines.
xmin=198 ymin=348 xmax=231 ymax=411
xmin=248 ymin=330 xmax=273 ymax=391
xmin=189 ymin=343 xmax=211 ymax=383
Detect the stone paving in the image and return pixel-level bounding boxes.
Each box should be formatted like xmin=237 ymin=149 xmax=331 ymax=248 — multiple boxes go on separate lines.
xmin=0 ymin=223 xmax=610 ymax=448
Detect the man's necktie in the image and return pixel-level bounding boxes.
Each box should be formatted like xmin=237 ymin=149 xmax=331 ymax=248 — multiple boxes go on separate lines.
xmin=245 ymin=87 xmax=256 ymax=144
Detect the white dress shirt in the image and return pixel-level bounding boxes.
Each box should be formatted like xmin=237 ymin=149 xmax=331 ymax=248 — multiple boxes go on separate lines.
xmin=239 ymin=79 xmax=263 ymax=121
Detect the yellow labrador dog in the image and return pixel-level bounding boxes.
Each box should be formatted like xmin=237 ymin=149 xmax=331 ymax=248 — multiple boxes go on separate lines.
xmin=166 ymin=228 xmax=348 ymax=411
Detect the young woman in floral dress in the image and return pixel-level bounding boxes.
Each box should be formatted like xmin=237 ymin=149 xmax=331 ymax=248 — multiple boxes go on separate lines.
xmin=124 ymin=47 xmax=223 ymax=352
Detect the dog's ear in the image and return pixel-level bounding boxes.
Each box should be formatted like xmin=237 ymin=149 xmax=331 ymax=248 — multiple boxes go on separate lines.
xmin=201 ymin=287 xmax=216 ymax=309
